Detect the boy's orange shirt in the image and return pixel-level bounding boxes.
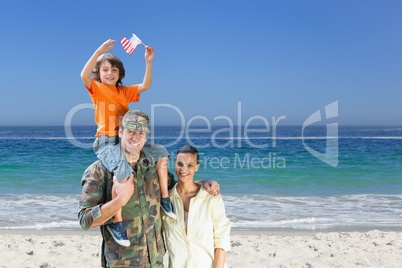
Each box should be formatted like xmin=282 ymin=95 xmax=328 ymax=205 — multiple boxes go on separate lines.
xmin=86 ymin=79 xmax=140 ymax=137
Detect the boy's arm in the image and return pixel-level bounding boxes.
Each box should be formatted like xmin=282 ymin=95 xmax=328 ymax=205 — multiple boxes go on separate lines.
xmin=80 ymin=39 xmax=115 ymax=89
xmin=137 ymin=46 xmax=155 ymax=94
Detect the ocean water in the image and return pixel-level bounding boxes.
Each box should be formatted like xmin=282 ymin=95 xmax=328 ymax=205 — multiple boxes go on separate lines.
xmin=0 ymin=125 xmax=401 ymax=231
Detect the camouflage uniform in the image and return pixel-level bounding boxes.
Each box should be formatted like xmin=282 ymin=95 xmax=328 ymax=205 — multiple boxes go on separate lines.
xmin=78 ymin=152 xmax=169 ymax=268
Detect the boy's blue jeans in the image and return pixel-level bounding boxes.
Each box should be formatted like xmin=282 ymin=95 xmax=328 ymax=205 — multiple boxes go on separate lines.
xmin=93 ymin=135 xmax=169 ymax=182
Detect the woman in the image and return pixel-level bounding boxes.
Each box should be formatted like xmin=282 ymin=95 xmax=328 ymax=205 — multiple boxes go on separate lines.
xmin=162 ymin=145 xmax=231 ymax=268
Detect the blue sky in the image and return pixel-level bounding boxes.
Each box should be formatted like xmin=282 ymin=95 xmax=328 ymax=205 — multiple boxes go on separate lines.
xmin=0 ymin=0 xmax=401 ymax=126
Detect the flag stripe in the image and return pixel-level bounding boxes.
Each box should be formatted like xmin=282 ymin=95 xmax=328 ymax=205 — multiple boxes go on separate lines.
xmin=120 ymin=34 xmax=142 ymax=54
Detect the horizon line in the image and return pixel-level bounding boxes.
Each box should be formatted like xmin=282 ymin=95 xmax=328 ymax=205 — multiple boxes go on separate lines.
xmin=1 ymin=124 xmax=402 ymax=128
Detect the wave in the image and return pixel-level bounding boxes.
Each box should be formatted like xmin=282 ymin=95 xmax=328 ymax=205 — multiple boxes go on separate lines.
xmin=360 ymin=127 xmax=402 ymax=132
xmin=1 ymin=193 xmax=401 ymax=231
xmin=0 ymin=221 xmax=80 ymax=230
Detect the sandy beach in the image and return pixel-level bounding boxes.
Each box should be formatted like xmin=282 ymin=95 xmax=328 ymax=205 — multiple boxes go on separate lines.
xmin=1 ymin=229 xmax=401 ymax=268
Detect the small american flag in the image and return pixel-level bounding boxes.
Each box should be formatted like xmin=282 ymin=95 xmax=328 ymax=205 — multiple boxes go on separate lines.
xmin=121 ymin=34 xmax=143 ymax=54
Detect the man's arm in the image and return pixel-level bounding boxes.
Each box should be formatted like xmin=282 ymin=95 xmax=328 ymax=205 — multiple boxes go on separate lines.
xmin=78 ymin=163 xmax=133 ymax=230
xmin=201 ymin=180 xmax=221 ymax=196
xmin=80 ymin=39 xmax=115 ymax=89
xmin=91 ymin=175 xmax=134 ymax=227
xmin=137 ymin=46 xmax=155 ymax=94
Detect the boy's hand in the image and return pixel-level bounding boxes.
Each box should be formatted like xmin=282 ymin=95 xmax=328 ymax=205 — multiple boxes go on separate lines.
xmin=144 ymin=46 xmax=155 ymax=63
xmin=98 ymin=39 xmax=115 ymax=54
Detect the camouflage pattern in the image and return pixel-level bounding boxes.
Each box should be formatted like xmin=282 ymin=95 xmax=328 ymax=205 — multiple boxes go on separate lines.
xmin=78 ymin=152 xmax=167 ymax=268
xmin=122 ymin=110 xmax=150 ymax=134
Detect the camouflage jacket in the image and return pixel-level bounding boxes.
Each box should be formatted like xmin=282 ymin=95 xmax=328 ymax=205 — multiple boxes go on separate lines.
xmin=78 ymin=153 xmax=170 ymax=268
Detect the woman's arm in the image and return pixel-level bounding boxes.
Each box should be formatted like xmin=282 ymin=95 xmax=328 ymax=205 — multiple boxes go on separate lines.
xmin=214 ymin=248 xmax=226 ymax=268
xmin=212 ymin=196 xmax=231 ymax=266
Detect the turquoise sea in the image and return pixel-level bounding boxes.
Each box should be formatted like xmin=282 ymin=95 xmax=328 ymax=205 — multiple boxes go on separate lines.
xmin=0 ymin=125 xmax=401 ymax=231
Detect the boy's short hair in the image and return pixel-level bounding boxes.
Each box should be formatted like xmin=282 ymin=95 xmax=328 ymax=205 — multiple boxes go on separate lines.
xmin=92 ymin=53 xmax=126 ymax=87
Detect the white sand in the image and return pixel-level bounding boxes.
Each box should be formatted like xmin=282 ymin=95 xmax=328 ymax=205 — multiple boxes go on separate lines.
xmin=1 ymin=230 xmax=401 ymax=268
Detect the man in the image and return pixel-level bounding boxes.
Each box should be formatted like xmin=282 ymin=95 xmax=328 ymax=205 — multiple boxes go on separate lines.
xmin=78 ymin=110 xmax=219 ymax=267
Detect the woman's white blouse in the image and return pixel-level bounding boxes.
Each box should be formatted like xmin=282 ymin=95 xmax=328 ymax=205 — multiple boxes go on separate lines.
xmin=162 ymin=184 xmax=231 ymax=268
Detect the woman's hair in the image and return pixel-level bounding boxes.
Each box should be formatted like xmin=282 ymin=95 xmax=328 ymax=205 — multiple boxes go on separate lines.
xmin=92 ymin=53 xmax=126 ymax=88
xmin=176 ymin=145 xmax=199 ymax=164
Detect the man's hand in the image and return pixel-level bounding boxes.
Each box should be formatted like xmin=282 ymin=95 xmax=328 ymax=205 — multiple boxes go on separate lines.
xmin=90 ymin=174 xmax=134 ymax=228
xmin=113 ymin=174 xmax=134 ymax=206
xmin=202 ymin=180 xmax=220 ymax=197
